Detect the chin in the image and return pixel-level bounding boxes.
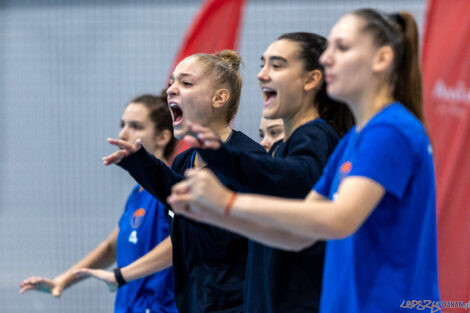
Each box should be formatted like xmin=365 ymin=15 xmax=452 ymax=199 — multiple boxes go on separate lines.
xmin=173 ymin=127 xmax=187 ymax=140
xmin=326 ymin=87 xmax=345 ymax=102
xmin=262 ymin=108 xmax=280 ymax=120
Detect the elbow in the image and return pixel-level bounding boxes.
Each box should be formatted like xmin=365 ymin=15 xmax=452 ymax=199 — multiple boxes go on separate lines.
xmin=323 ymin=219 xmax=359 ymax=239
xmin=282 ymin=235 xmax=317 ymax=252
xmin=289 ymin=241 xmax=314 ymax=252
xmin=299 ymin=217 xmax=357 ymax=241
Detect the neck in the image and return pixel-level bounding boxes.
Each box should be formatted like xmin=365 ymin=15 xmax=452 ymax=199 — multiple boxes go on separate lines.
xmin=350 ymin=84 xmax=394 ymax=131
xmin=194 ymin=123 xmax=232 ymax=168
xmin=283 ymin=102 xmax=319 ymax=140
xmin=152 ymin=149 xmax=169 ymax=166
xmin=212 ymin=123 xmax=233 ymax=143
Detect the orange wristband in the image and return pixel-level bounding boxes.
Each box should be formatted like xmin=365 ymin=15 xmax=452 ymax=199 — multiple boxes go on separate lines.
xmin=224 ymin=192 xmax=238 ymax=216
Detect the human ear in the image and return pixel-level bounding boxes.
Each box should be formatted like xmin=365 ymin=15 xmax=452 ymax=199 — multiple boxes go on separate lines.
xmin=212 ymin=89 xmax=230 ymax=108
xmin=372 ymin=45 xmax=394 ymax=73
xmin=304 ymin=69 xmax=322 ymax=92
xmin=155 ymin=129 xmax=172 ymax=148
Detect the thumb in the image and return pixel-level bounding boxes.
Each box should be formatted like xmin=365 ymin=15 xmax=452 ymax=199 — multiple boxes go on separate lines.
xmin=135 ymin=139 xmax=142 ymax=150
xmin=51 ymin=287 xmax=62 ymax=298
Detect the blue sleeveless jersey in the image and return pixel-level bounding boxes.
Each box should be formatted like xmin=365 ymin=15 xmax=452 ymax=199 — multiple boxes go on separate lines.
xmin=116 ymin=185 xmax=177 ymax=313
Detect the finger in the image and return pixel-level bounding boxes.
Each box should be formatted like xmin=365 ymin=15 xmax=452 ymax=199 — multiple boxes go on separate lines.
xmin=171 ymin=180 xmax=191 ymax=195
xmin=19 ymin=280 xmax=37 ymax=288
xmin=168 ymin=193 xmax=193 ymax=213
xmin=179 ymin=205 xmax=206 ymax=222
xmin=19 ymin=285 xmax=35 ymax=294
xmin=200 ymin=138 xmax=222 ymax=149
xmin=183 ymin=168 xmax=200 ymax=178
xmin=134 ymin=138 xmax=142 ymax=150
xmin=28 ymin=277 xmax=44 ymax=285
xmin=107 ymin=138 xmax=135 ymax=150
xmin=183 ymin=135 xmax=202 ymax=148
xmin=195 ymin=130 xmax=218 ymax=141
xmin=103 ymin=150 xmax=128 ymax=165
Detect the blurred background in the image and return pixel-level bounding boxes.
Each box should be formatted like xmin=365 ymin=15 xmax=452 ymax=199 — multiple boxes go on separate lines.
xmin=1 ymin=0 xmax=467 ymax=312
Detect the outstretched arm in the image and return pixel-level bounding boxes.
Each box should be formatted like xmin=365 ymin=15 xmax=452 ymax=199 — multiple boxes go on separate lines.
xmin=104 ymin=138 xmax=183 ymax=206
xmin=183 ymin=122 xmax=333 ymax=197
xmin=168 ymin=169 xmax=385 ymax=250
xmin=20 ymin=227 xmax=118 ymax=297
xmin=169 ymin=194 xmax=316 ymax=251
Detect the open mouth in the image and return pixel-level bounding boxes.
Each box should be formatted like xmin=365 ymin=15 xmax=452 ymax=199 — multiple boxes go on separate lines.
xmin=169 ymin=103 xmax=184 ymax=127
xmin=262 ymin=87 xmax=277 ymax=106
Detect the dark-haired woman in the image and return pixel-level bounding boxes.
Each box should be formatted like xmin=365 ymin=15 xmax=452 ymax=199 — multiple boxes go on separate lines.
xmin=20 ymin=95 xmax=178 ymax=313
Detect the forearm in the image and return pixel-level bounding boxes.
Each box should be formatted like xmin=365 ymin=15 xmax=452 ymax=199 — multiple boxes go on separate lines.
xmin=119 ymin=147 xmax=182 ymax=205
xmin=230 ymin=178 xmax=384 ymax=240
xmin=55 ymin=228 xmax=118 ymax=289
xmin=205 ymin=212 xmax=317 ymax=251
xmin=200 ymin=145 xmax=321 ymax=197
xmin=230 ymin=194 xmax=346 ymax=239
xmin=120 ymin=236 xmax=172 ymax=282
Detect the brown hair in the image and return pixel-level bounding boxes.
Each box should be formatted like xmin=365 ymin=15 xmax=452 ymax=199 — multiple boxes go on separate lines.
xmin=353 ymin=9 xmax=423 ymax=121
xmin=193 ymin=50 xmax=242 ymax=123
xmin=130 ymin=93 xmax=177 ymax=160
xmin=277 ymin=32 xmax=355 ymax=137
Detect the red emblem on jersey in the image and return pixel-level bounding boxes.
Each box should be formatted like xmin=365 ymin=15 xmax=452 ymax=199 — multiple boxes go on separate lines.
xmin=131 ymin=208 xmax=146 ymax=229
xmin=339 ymin=161 xmax=352 ymax=180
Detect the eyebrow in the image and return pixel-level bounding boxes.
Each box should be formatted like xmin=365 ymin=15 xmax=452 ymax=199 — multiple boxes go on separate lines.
xmin=260 ymin=55 xmax=288 ymax=64
xmin=267 ymin=124 xmax=283 ymax=129
xmin=266 ymin=125 xmax=283 ymax=131
xmin=121 ymin=119 xmax=143 ymax=125
xmin=169 ymin=73 xmax=195 ymax=81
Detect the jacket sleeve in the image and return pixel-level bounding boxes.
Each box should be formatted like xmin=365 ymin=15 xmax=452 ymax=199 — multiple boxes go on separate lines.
xmin=118 ymin=147 xmax=184 ymax=206
xmin=199 ymin=128 xmax=336 ymax=198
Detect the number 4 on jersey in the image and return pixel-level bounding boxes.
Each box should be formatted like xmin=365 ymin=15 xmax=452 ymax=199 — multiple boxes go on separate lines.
xmin=128 ymin=230 xmax=138 ymax=244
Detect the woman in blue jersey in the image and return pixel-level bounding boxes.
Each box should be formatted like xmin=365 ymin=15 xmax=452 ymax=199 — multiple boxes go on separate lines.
xmin=20 ymin=94 xmax=178 ymax=313
xmin=168 ymin=9 xmax=440 ymax=313
xmin=84 ymin=50 xmax=266 ymax=313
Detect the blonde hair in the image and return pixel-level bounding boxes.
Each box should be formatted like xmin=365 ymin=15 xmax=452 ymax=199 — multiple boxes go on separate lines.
xmin=193 ymin=50 xmax=242 ymax=123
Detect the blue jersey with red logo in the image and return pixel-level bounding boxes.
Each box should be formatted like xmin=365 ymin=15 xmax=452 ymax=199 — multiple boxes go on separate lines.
xmin=116 ymin=185 xmax=177 ymax=313
xmin=314 ymin=102 xmax=440 ymax=313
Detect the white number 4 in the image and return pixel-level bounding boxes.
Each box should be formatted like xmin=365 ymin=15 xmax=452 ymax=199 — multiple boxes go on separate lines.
xmin=128 ymin=230 xmax=138 ymax=244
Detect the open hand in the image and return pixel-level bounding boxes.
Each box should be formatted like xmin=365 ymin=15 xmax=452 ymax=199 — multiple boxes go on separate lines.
xmin=168 ymin=168 xmax=232 ymax=218
xmin=103 ymin=138 xmax=142 ymax=165
xmin=19 ymin=276 xmax=64 ymax=297
xmin=74 ymin=268 xmax=118 ymax=292
xmin=183 ymin=122 xmax=222 ymax=149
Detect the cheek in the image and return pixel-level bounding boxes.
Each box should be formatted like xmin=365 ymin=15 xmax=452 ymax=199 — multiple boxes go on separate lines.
xmin=139 ymin=133 xmax=157 ymax=150
xmin=342 ymin=53 xmax=370 ymax=77
xmin=188 ymin=98 xmax=212 ymax=123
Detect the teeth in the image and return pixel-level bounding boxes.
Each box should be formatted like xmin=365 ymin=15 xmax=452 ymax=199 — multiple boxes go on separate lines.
xmin=262 ymin=87 xmax=275 ymax=93
xmin=169 ymin=102 xmax=179 ymax=108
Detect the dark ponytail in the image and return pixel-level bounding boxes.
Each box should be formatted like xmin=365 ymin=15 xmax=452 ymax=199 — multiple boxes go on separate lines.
xmin=353 ymin=9 xmax=423 ymax=122
xmin=277 ymin=32 xmax=354 ymax=137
